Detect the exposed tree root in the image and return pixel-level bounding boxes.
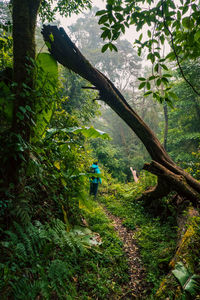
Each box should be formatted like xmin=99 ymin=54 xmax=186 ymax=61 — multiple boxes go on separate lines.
xmin=137 ymin=178 xmax=172 ymax=216
xmin=141 ymin=177 xmax=171 ymax=201
xmin=138 ymin=161 xmax=200 ymax=213
xmin=143 ymin=161 xmax=200 ymax=206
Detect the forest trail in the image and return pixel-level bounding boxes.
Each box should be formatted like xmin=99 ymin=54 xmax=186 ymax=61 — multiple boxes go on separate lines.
xmin=103 ymin=207 xmax=150 ymax=299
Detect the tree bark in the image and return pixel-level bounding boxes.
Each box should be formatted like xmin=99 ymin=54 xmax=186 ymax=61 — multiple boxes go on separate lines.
xmin=12 ymin=0 xmax=41 ymax=134
xmin=9 ymin=0 xmax=41 ymax=185
xmin=41 ymin=25 xmax=200 ymax=203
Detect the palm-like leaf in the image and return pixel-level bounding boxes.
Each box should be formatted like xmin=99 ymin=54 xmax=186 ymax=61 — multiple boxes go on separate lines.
xmin=172 ymin=262 xmax=200 ymax=296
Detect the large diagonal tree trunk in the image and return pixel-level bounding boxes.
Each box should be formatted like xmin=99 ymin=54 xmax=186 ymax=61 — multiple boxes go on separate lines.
xmin=42 ymin=25 xmax=200 ymax=204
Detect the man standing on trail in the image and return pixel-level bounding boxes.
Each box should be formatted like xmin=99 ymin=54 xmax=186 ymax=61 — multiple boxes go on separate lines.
xmin=89 ymin=161 xmax=102 ymax=198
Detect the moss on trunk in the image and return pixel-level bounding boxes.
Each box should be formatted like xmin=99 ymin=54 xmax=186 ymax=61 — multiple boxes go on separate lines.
xmin=156 ymin=208 xmax=200 ymax=299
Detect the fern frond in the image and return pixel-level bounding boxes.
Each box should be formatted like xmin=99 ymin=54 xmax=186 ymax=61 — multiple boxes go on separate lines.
xmin=12 ymin=198 xmax=30 ymax=225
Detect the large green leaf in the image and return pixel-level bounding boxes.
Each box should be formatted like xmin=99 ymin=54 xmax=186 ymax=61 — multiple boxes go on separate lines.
xmin=34 ymin=53 xmax=58 ymax=137
xmin=68 ymin=126 xmax=111 ymax=140
xmin=172 ymin=262 xmax=200 ymax=296
xmin=36 ymin=53 xmax=58 ymax=89
xmin=172 ymin=262 xmax=191 ymax=287
xmin=46 ymin=126 xmax=111 ymax=140
xmin=184 ymin=274 xmax=200 ymax=296
xmin=70 ymin=226 xmax=102 ymax=247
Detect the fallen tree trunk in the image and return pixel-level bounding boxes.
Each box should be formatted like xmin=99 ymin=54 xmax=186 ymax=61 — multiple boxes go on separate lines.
xmin=41 ymin=25 xmax=200 ymax=204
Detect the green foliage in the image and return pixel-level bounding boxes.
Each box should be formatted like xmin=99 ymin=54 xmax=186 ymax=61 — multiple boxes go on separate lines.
xmin=1 ymin=0 xmax=200 ymax=299
xmin=172 ymin=262 xmax=200 ymax=298
xmin=29 ymin=115 xmax=89 ymax=224
xmin=21 ymin=103 xmax=109 ymax=226
xmin=0 ymin=201 xmax=129 ymax=299
xmin=136 ymin=219 xmax=176 ymax=291
xmin=36 ymin=53 xmax=58 ymax=85
xmin=39 ymin=0 xmax=91 ymax=22
xmin=186 ymin=149 xmax=200 ymax=180
xmin=0 ymin=219 xmax=100 ymax=299
xmin=46 ymin=126 xmax=111 ymax=140
xmin=61 ymin=68 xmax=100 ymax=123
xmin=0 ymin=30 xmax=12 ymax=68
xmin=97 ymin=0 xmax=200 ymax=62
xmin=138 ymin=71 xmax=175 ymax=108
xmin=90 ymin=139 xmax=129 ymax=182
xmin=165 ymin=61 xmax=200 ymax=168
xmin=96 ymin=0 xmax=200 ymax=106
xmin=0 ymin=29 xmax=13 ymax=129
xmin=34 ymin=52 xmax=58 ymax=138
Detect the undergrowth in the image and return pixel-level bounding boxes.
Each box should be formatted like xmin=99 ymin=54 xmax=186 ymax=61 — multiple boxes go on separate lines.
xmin=0 ymin=198 xmax=129 ymax=299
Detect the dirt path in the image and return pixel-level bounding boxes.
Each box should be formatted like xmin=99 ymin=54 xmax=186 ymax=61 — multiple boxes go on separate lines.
xmin=104 ymin=208 xmax=151 ymax=299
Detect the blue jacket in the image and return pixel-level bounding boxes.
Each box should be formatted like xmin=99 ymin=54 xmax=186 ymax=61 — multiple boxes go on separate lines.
xmin=90 ymin=164 xmax=102 ymax=184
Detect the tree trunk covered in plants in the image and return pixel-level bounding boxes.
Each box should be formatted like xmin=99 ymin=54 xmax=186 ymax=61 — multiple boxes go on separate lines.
xmin=41 ymin=25 xmax=200 ymax=204
xmin=155 ymin=207 xmax=200 ymax=299
xmin=9 ymin=0 xmax=41 ymax=185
